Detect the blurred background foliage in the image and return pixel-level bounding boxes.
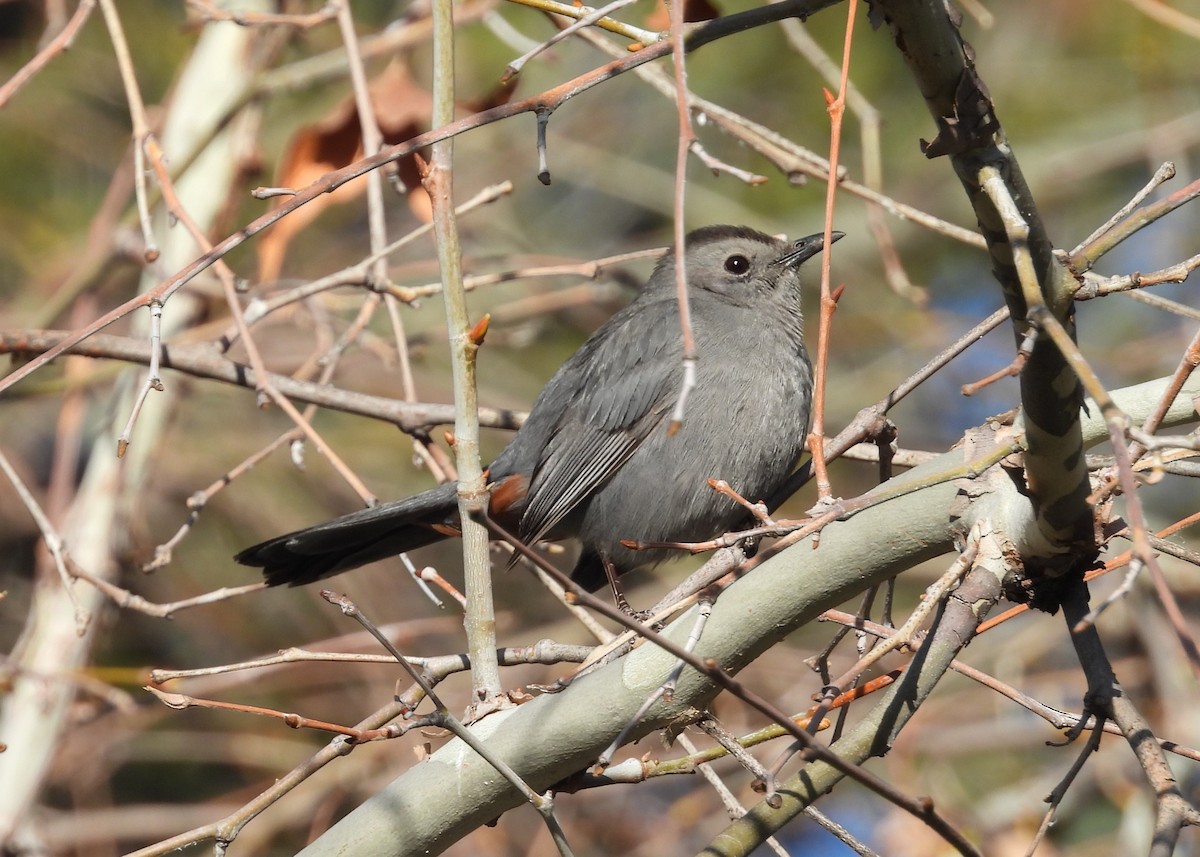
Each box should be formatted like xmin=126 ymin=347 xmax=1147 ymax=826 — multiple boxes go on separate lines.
xmin=0 ymin=0 xmax=1198 ymax=854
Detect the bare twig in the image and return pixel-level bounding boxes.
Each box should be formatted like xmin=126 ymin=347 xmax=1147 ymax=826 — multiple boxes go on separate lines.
xmin=0 ymin=0 xmax=97 ymax=108
xmin=425 ymin=0 xmax=502 ymax=704
xmin=0 ymin=330 xmax=526 ymax=433
xmin=1061 ymin=579 xmax=1194 ymax=857
xmin=503 ymin=0 xmax=639 ymax=82
xmin=0 ymin=450 xmax=88 ymax=631
xmin=322 ymin=591 xmax=575 ymax=855
xmin=596 ymin=597 xmax=714 ymax=771
xmin=0 ymin=0 xmax=838 ymax=397
xmin=1071 ymin=161 xmax=1177 ymax=255
xmin=503 ymin=0 xmax=660 ymax=45
xmin=484 ymin=516 xmax=981 ymax=852
xmin=806 ymin=2 xmax=857 ymax=503
xmin=666 ymin=0 xmax=697 ymax=435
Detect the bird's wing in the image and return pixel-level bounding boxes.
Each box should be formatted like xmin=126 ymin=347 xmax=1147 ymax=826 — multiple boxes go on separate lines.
xmin=518 ymin=300 xmax=680 ymax=546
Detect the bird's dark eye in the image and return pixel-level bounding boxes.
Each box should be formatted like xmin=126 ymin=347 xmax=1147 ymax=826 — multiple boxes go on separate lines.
xmin=724 ymin=254 xmax=750 ymax=275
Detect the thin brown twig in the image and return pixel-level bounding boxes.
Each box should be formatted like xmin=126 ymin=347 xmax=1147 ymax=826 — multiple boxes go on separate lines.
xmin=1023 ymin=719 xmax=1105 ymax=857
xmin=1060 ymin=579 xmax=1193 ymax=857
xmin=393 ymin=249 xmax=654 ymax=306
xmin=97 ymin=0 xmax=159 ymax=260
xmin=960 ymin=328 xmax=1032 ymax=396
xmin=483 ymin=516 xmax=980 ymax=854
xmin=779 ymin=16 xmax=922 ymax=302
xmin=666 ymin=0 xmax=697 ymax=435
xmin=0 ymin=0 xmax=97 ymax=108
xmin=143 ymin=427 xmax=295 ymax=568
xmin=0 ymin=0 xmax=838 ymax=397
xmin=806 ymin=1 xmax=857 ymax=504
xmin=1076 ymin=254 xmax=1200 ymax=301
xmin=1070 ymin=176 xmax=1200 ymax=272
xmin=0 ymin=449 xmax=89 ymax=630
xmin=262 ymin=385 xmax=378 ymax=504
xmin=116 ymin=299 xmax=163 ymax=457
xmin=0 ymin=330 xmax=526 ymax=432
xmin=424 ymin=0 xmax=504 ymax=705
xmin=1138 ymin=543 xmax=1200 ymax=681
xmin=233 ymin=181 xmax=513 ymax=333
xmin=1130 ymin=326 xmax=1200 ymax=455
xmin=821 ymin=609 xmax=1200 ymax=762
xmin=149 ymin=639 xmax=594 ymax=684
xmin=146 ymin=686 xmax=374 ymax=738
xmin=145 ymin=306 xmax=361 ymax=570
xmin=1071 ymin=162 xmax=1177 ymax=255
xmin=503 ymin=0 xmax=640 ymax=82
xmin=72 ymin=556 xmax=266 ymax=617
xmin=576 ymin=26 xmax=984 ymax=249
xmin=320 ymin=592 xmax=572 ymax=851
xmin=504 ymin=0 xmax=660 ymax=44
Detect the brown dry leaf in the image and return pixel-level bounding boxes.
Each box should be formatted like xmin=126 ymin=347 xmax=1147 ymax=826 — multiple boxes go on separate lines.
xmin=256 ymin=59 xmax=433 ymax=284
xmin=645 ymin=0 xmax=720 ymax=31
xmin=256 ymin=57 xmax=516 ymax=284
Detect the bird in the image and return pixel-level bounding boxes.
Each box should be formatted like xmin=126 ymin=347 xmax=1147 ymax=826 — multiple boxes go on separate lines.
xmin=236 ymin=225 xmax=841 ymax=593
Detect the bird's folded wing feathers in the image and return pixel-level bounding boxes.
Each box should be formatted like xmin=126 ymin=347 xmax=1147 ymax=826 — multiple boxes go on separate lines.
xmin=518 ymin=302 xmax=680 ymax=545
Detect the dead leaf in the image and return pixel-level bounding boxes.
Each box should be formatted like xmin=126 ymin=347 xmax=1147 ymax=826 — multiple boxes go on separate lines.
xmin=256 ymin=59 xmax=433 ymax=283
xmin=256 ymin=57 xmax=516 ymax=283
xmin=645 ymin=0 xmax=720 ymax=31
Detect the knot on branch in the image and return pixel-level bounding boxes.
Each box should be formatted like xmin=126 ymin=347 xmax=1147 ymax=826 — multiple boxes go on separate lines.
xmin=920 ymin=67 xmax=1000 ymax=159
xmin=1003 ymin=549 xmax=1101 ymax=614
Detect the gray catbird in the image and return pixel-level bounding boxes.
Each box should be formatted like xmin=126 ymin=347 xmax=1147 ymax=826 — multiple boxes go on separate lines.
xmin=236 ymin=225 xmax=841 ymax=591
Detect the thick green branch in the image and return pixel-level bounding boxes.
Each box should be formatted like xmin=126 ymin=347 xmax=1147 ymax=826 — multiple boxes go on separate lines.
xmin=292 ymin=376 xmax=1200 ymax=857
xmin=873 ymin=0 xmax=1091 ymax=580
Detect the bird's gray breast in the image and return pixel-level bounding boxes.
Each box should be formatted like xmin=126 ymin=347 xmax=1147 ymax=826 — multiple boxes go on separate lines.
xmin=576 ymin=302 xmax=811 ymax=566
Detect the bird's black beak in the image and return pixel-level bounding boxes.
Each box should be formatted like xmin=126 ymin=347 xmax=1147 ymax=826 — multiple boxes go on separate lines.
xmin=779 ymin=230 xmax=845 ymax=267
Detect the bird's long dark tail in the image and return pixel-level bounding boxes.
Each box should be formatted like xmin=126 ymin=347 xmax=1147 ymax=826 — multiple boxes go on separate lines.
xmin=235 ymin=483 xmax=460 ymax=586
